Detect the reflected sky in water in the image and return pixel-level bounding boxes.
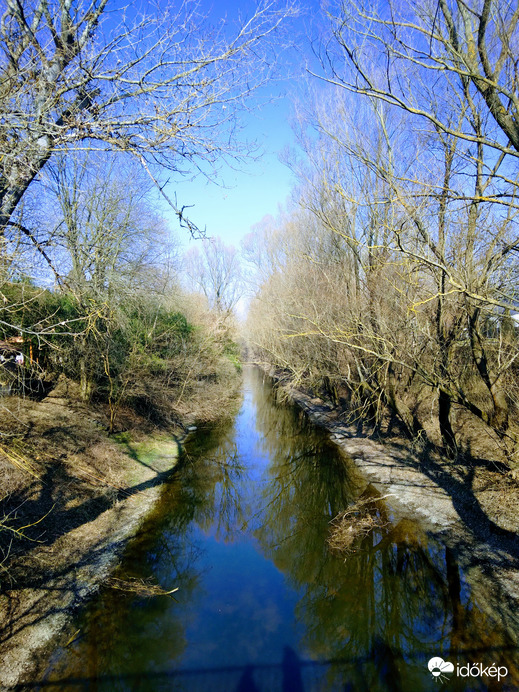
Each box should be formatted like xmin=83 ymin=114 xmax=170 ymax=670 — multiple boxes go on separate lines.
xmin=39 ymin=367 xmax=519 ymax=692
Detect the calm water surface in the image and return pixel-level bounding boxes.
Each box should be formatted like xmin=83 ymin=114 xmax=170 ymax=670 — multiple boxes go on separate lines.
xmin=40 ymin=367 xmax=519 ymax=691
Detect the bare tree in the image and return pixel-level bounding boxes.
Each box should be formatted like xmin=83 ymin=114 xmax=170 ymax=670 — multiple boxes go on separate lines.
xmin=316 ymin=0 xmax=519 ymax=157
xmin=0 ymin=148 xmax=180 ymax=401
xmin=184 ymin=236 xmax=242 ymax=315
xmin=0 ymin=0 xmax=297 ymax=238
xmin=46 ymin=152 xmax=174 ymax=296
xmin=248 ymin=66 xmax=519 ymax=466
xmin=281 ymin=1 xmax=518 ymax=460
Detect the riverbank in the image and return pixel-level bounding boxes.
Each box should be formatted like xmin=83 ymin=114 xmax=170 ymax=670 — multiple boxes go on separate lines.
xmin=267 ymin=371 xmax=519 ymax=638
xmin=0 ymin=374 xmax=241 ymax=690
xmin=5 ymin=365 xmax=519 ymax=689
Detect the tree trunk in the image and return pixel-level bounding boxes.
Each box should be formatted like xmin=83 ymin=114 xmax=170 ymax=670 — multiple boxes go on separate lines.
xmin=79 ymin=335 xmax=93 ymax=403
xmin=489 ymin=384 xmax=509 ymax=434
xmin=469 ymin=312 xmax=510 ymax=435
xmin=438 ymin=388 xmax=457 ymax=456
xmin=384 ymin=363 xmax=423 ymax=439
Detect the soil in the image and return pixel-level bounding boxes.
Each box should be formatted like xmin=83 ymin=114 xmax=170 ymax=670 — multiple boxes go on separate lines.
xmin=0 ymin=376 xmax=190 ymax=690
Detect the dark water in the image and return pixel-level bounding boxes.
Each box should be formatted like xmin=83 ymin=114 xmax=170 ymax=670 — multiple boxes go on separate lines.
xmin=38 ymin=367 xmax=519 ymax=691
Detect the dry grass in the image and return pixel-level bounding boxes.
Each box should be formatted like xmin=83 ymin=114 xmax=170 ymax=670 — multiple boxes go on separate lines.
xmin=328 ymin=494 xmax=392 ymax=554
xmin=106 ymin=576 xmax=178 ymax=598
xmin=0 ymin=367 xmax=241 ymax=580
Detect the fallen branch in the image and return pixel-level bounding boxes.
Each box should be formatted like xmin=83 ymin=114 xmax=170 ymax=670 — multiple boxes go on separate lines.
xmin=106 ymin=576 xmax=179 ymax=599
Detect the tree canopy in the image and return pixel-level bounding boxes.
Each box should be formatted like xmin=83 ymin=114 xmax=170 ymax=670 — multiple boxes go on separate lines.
xmin=0 ymin=0 xmax=296 ymax=236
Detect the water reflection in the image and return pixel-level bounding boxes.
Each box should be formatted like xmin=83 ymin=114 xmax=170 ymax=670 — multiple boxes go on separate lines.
xmin=35 ymin=367 xmax=519 ymax=691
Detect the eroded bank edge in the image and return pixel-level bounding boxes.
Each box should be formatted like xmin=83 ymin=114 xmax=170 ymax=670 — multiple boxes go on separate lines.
xmin=0 ymin=433 xmax=188 ymax=691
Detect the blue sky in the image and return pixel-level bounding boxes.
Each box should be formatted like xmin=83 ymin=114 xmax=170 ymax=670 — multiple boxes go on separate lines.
xmin=169 ymin=95 xmax=299 ymax=251
xmin=163 ymin=0 xmax=323 ymax=252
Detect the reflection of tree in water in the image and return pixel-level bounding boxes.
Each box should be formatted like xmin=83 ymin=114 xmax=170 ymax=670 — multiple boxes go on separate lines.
xmin=47 ymin=417 xmax=249 ymax=685
xmin=45 ymin=479 xmax=199 ymax=682
xmin=250 ymin=369 xmax=519 ymax=691
xmin=45 ymin=368 xmax=519 ymax=690
xmin=187 ymin=442 xmax=246 ymax=541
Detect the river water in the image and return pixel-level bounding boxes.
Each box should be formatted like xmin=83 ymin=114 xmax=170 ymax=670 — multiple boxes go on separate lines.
xmin=40 ymin=367 xmax=518 ymax=691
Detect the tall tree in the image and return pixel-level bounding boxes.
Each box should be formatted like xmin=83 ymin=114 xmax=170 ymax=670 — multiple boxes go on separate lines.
xmin=47 ymin=152 xmax=172 ymax=296
xmin=184 ymin=236 xmax=242 ymax=315
xmin=0 ymin=0 xmax=296 ymax=238
xmin=317 ymin=0 xmax=519 ymax=156
xmin=301 ymin=0 xmax=519 ymax=458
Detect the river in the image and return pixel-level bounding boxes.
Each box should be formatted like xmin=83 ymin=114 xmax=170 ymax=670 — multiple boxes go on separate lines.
xmin=38 ymin=366 xmax=519 ymax=691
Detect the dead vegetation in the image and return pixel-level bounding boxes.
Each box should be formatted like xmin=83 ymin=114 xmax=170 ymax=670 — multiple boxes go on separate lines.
xmin=328 ymin=494 xmax=392 ymax=555
xmin=106 ymin=576 xmax=179 ymax=599
xmin=0 ymin=364 xmax=241 ymax=594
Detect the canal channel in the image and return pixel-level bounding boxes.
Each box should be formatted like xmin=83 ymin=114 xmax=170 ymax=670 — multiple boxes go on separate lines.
xmin=37 ymin=367 xmax=519 ymax=691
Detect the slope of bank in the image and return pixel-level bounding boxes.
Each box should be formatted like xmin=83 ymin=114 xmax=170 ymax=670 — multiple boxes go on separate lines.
xmin=268 ymin=372 xmax=519 ymax=639
xmin=0 ymin=374 xmax=241 ymax=690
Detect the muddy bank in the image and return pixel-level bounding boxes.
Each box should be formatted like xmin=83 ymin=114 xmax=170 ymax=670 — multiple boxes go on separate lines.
xmin=0 ymin=359 xmax=243 ymax=690
xmin=274 ymin=378 xmax=519 ymax=638
xmin=0 ymin=383 xmax=188 ymax=690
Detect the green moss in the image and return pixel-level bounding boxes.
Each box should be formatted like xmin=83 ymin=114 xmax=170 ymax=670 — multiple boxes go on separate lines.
xmin=112 ymin=431 xmax=133 ymax=444
xmin=115 ymin=434 xmax=180 ymax=483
